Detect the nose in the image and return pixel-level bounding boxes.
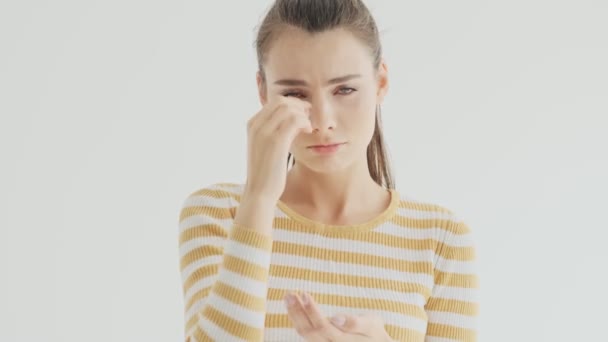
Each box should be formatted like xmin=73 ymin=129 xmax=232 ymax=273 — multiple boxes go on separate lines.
xmin=309 ymin=97 xmax=336 ymax=133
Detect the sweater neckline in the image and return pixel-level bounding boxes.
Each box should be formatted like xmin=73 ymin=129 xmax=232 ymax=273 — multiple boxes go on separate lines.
xmin=275 ymin=188 xmax=399 ymax=234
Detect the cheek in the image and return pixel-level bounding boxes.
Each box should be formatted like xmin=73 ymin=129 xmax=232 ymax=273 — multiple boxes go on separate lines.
xmin=341 ymin=96 xmax=376 ymax=133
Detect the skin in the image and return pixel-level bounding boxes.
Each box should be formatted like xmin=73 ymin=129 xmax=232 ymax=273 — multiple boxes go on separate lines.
xmin=256 ymin=25 xmax=391 ymax=226
xmin=284 ymin=291 xmax=393 ymax=341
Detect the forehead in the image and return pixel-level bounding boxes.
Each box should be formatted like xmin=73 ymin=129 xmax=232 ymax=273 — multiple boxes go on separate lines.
xmin=264 ymin=26 xmax=374 ymax=81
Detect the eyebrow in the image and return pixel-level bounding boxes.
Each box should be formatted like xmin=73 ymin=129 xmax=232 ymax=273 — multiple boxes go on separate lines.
xmin=273 ymin=73 xmax=362 ymax=87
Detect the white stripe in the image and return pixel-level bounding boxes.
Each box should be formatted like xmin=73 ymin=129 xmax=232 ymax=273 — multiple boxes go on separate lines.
xmin=184 ymin=275 xmax=216 ymax=309
xmin=274 ymin=207 xmax=290 ymax=218
xmin=272 ymin=228 xmax=435 ymax=262
xmin=395 ymin=207 xmax=454 ymax=220
xmin=179 ymin=214 xmax=233 ymax=232
xmin=376 ymin=224 xmax=474 ymax=247
xmin=425 ymin=337 xmax=458 ymax=342
xmin=185 ymin=299 xmax=205 ymax=326
xmin=205 ymin=292 xmax=266 ymax=327
xmin=185 ymin=269 xmax=268 ymax=322
xmin=429 ymin=285 xmax=478 ymax=302
xmin=224 ymin=239 xmax=272 ymax=266
xmin=266 ymin=276 xmax=427 ymax=306
xmin=185 ymin=325 xmax=200 ymax=342
xmin=181 ymin=255 xmax=223 ymax=282
xmin=427 ymin=310 xmax=477 ymax=330
xmin=434 ymin=256 xmax=476 ymax=274
xmin=218 ymin=183 xmax=244 ymax=192
xmin=270 ymin=252 xmax=434 ymax=284
xmin=179 ymin=236 xmax=226 ymax=258
xmin=183 ymin=193 xmax=232 ymax=208
xmin=195 ymin=312 xmax=249 ymax=342
xmin=184 ymin=268 xmax=267 ymax=323
xmin=262 ymin=328 xmax=303 ymax=342
xmin=215 ymin=268 xmax=269 ymax=298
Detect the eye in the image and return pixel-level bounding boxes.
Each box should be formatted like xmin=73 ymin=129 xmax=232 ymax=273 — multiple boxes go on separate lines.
xmin=282 ymin=91 xmax=305 ymax=98
xmin=336 ymin=87 xmax=357 ymax=95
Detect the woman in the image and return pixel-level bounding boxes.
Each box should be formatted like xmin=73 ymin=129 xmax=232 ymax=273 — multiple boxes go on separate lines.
xmin=178 ymin=0 xmax=479 ymax=341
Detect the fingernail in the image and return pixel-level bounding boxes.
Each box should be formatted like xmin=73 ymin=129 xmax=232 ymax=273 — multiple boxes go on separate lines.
xmin=331 ymin=315 xmax=346 ymax=327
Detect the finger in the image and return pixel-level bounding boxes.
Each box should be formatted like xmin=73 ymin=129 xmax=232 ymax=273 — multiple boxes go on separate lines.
xmin=331 ymin=312 xmax=381 ymax=336
xmin=251 ymin=97 xmax=310 ymax=135
xmin=265 ymin=106 xmax=311 ymax=139
xmin=275 ymin=112 xmax=313 ymax=145
xmin=299 ymin=292 xmax=343 ymax=341
xmin=284 ymin=292 xmax=313 ymax=336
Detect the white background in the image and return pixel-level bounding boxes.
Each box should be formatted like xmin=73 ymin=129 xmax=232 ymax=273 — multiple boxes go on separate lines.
xmin=1 ymin=0 xmax=606 ymax=341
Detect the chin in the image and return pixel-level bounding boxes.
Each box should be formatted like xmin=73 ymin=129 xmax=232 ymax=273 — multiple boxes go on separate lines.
xmin=293 ymin=156 xmax=355 ymax=174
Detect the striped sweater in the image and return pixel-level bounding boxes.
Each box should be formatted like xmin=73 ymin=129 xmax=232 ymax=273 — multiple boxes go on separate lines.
xmin=178 ymin=182 xmax=479 ymax=341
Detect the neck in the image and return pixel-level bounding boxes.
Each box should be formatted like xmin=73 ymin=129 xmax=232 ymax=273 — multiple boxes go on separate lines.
xmin=281 ymin=157 xmax=387 ymax=220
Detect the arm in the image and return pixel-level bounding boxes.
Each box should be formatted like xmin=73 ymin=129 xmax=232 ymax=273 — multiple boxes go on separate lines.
xmin=424 ymin=218 xmax=479 ymax=341
xmin=178 ymin=185 xmax=274 ymax=342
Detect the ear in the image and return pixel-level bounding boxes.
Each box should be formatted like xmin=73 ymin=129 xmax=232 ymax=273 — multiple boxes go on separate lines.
xmin=256 ymin=71 xmax=267 ymax=106
xmin=376 ymin=58 xmax=389 ymax=105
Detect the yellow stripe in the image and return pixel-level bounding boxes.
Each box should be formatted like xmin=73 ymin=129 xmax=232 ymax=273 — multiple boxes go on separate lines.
xmin=185 ymin=313 xmax=198 ymax=334
xmin=268 ymin=292 xmax=426 ymax=320
xmin=389 ymin=216 xmax=469 ymax=233
xmin=179 ymin=224 xmax=227 ymax=244
xmin=185 ymin=286 xmax=211 ymax=313
xmin=435 ymin=243 xmax=476 ymax=261
xmin=183 ymin=254 xmax=267 ymax=294
xmin=435 ymin=270 xmax=479 ymax=288
xmin=192 ymin=321 xmax=213 ymax=342
xmin=269 ymin=265 xmax=431 ymax=297
xmin=398 ymin=200 xmax=454 ymax=213
xmin=425 ymin=297 xmax=479 ymax=316
xmin=179 ymin=205 xmax=232 ymax=222
xmin=270 ymin=216 xmax=471 ymax=234
xmin=212 ymin=281 xmax=266 ymax=312
xmin=426 ymin=323 xmax=477 ymax=341
xmin=223 ymin=254 xmax=269 ymax=282
xmin=274 ymin=218 xmax=474 ymax=262
xmin=385 ymin=324 xmax=426 ymax=342
xmin=190 ymin=187 xmax=230 ymax=198
xmin=180 ymin=245 xmax=223 ymax=271
xmin=203 ymin=305 xmax=263 ymax=340
xmin=183 ymin=264 xmax=218 ymax=294
xmin=229 ymin=224 xmax=273 ymax=250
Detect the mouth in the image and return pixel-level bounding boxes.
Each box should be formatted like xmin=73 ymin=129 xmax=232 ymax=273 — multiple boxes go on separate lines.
xmin=307 ymin=142 xmax=346 ymax=154
xmin=307 ymin=142 xmax=346 ymax=148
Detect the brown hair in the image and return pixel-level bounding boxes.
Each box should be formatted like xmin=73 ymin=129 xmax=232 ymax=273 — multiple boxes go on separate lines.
xmin=254 ymin=0 xmax=395 ymax=189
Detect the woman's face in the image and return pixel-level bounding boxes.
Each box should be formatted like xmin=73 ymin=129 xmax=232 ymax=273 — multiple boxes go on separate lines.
xmin=257 ymin=26 xmax=388 ymax=173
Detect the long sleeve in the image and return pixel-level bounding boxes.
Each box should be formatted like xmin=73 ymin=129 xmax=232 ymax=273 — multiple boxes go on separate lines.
xmin=178 ymin=185 xmax=274 ymax=342
xmin=424 ymin=218 xmax=479 ymax=342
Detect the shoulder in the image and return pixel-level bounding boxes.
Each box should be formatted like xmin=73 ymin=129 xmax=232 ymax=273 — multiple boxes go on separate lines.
xmin=393 ymin=190 xmax=472 ymax=236
xmin=179 ymin=182 xmax=246 ymax=220
xmin=183 ymin=182 xmax=246 ymax=203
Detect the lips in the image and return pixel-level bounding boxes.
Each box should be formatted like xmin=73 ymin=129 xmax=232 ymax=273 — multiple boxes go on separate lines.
xmin=308 ymin=142 xmax=344 ymax=148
